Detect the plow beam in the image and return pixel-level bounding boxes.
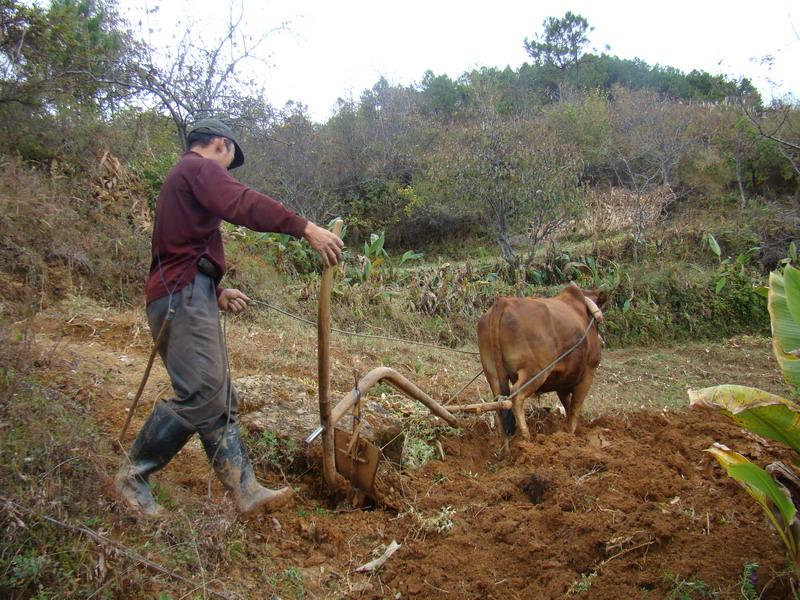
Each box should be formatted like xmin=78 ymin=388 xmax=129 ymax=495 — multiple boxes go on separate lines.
xmin=446 ymin=399 xmax=512 ymax=414
xmin=330 ymin=367 xmax=458 ymax=427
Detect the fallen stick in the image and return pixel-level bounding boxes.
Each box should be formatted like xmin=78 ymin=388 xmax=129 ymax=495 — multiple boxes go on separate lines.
xmin=119 ymin=308 xmax=174 ymax=443
xmin=356 ymin=540 xmax=401 ymax=573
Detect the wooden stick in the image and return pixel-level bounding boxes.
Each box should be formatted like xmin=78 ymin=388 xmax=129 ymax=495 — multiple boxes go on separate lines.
xmin=356 ymin=540 xmax=401 ymax=573
xmin=119 ymin=308 xmax=174 ymax=443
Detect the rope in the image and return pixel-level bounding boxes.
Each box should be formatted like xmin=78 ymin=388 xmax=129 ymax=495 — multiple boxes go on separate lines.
xmin=444 ymin=368 xmax=486 ymax=406
xmin=249 ymin=298 xmax=480 ymax=356
xmin=249 ymin=296 xmax=598 ymax=412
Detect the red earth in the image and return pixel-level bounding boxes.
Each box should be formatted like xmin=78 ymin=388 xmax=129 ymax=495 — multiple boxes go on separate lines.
xmin=16 ymin=303 xmax=796 ymax=599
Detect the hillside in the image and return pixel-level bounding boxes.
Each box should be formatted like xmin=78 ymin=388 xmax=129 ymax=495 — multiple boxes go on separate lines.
xmin=1 ymin=146 xmax=798 ymax=598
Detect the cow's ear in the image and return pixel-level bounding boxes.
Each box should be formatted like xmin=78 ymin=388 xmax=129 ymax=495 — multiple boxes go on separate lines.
xmin=584 ymin=288 xmax=609 ymax=308
xmin=596 ymin=290 xmax=609 ymax=309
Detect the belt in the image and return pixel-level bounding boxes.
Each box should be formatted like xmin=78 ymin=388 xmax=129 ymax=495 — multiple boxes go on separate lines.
xmin=197 ymin=257 xmax=220 ymax=280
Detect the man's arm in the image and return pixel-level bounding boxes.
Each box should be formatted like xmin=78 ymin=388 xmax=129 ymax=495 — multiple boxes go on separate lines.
xmin=192 ymin=161 xmax=309 ymax=238
xmin=191 ymin=159 xmax=344 ymax=267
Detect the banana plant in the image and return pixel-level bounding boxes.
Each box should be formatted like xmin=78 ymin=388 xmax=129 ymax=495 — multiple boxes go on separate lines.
xmin=704 ymin=443 xmax=800 ymax=562
xmin=689 ymin=264 xmax=800 ymax=584
xmin=772 ymin=263 xmax=800 ymax=395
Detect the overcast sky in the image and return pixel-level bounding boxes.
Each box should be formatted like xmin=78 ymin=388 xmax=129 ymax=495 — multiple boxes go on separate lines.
xmin=120 ymin=0 xmax=800 ymax=122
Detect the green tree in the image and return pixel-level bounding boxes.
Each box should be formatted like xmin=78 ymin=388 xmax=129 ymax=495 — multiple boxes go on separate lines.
xmin=743 ymin=99 xmax=800 ymax=182
xmin=542 ymin=90 xmax=611 ymax=178
xmin=1 ymin=0 xmax=133 ymax=110
xmin=713 ymin=111 xmax=761 ymax=207
xmin=0 ymin=0 xmax=139 ymax=161
xmin=523 ymin=11 xmax=592 ymax=96
xmin=420 ymin=70 xmax=467 ymax=121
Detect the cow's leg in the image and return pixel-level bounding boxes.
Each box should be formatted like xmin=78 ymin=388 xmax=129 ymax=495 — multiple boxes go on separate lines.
xmin=479 ymin=352 xmax=510 ymax=442
xmin=565 ymin=374 xmax=594 ymax=433
xmin=509 ymin=369 xmax=539 ymax=441
xmin=557 ymin=390 xmax=572 ymax=417
xmin=488 ymin=379 xmax=511 ymax=443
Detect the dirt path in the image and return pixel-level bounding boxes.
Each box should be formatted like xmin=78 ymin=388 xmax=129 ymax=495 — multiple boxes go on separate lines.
xmin=24 ymin=300 xmax=796 ymax=598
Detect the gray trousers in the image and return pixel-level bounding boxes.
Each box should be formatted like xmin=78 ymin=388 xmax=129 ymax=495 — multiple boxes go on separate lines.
xmin=147 ymin=272 xmax=237 ymax=434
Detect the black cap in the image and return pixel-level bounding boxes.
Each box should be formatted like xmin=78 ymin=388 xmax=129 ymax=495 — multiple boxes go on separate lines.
xmin=188 ymin=118 xmax=244 ymax=169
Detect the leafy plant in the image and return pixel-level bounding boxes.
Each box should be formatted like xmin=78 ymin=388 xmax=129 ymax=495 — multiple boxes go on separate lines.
xmin=566 ymin=570 xmax=597 ymax=595
xmin=400 ymin=411 xmax=460 ymax=470
xmin=689 ymin=264 xmax=800 ymax=589
xmin=399 ymin=249 xmax=424 ymax=266
xmin=339 ymin=231 xmax=423 ymax=288
xmin=566 ymin=255 xmax=621 ymax=290
xmin=782 ymin=241 xmax=798 ymax=268
xmin=257 ymin=232 xmax=317 ymax=277
xmin=706 ymin=232 xmax=760 ymax=293
xmin=342 ymin=231 xmax=386 ymax=284
xmin=401 ymin=505 xmax=457 ymax=536
xmin=247 ymin=430 xmax=299 ymax=475
xmin=739 ymin=562 xmax=759 ymax=600
xmin=266 ymin=566 xmax=305 ymax=599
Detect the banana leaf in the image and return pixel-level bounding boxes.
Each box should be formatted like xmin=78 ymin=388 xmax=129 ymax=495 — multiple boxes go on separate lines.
xmin=689 ymin=385 xmax=800 ymax=453
xmin=769 ymin=266 xmax=800 ymax=395
xmin=706 ymin=443 xmax=798 ymax=557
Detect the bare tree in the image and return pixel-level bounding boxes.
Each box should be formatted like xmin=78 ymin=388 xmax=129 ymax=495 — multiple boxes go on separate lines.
xmin=433 ymin=80 xmax=583 ymax=277
xmin=135 ymin=1 xmax=288 ymax=147
xmin=742 ymin=99 xmax=800 ymax=178
xmin=72 ymin=0 xmax=287 ymax=147
xmin=609 ymin=87 xmax=689 ymax=261
xmin=239 ymin=102 xmax=335 ymax=223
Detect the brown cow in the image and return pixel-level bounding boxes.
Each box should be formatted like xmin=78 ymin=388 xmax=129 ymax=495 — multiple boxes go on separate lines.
xmin=477 ymin=282 xmax=607 ymax=440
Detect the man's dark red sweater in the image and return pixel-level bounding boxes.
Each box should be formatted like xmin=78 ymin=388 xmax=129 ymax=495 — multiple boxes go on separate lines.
xmin=145 ymin=151 xmax=309 ymax=305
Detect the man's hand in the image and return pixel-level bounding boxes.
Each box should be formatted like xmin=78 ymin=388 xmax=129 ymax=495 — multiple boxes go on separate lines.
xmin=218 ymin=288 xmax=250 ymax=313
xmin=304 ymin=222 xmax=344 ymax=267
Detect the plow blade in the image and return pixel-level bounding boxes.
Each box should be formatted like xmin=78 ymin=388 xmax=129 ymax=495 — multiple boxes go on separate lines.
xmin=334 ymin=428 xmax=380 ymax=498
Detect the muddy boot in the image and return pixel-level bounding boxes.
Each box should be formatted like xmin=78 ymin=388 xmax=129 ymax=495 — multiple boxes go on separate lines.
xmin=201 ymin=424 xmax=293 ymax=514
xmin=114 ymin=401 xmax=195 ymax=516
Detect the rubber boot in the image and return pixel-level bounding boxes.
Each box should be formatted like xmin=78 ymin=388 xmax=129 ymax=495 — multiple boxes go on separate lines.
xmin=114 ymin=401 xmax=196 ymax=516
xmin=201 ymin=424 xmax=293 ymax=514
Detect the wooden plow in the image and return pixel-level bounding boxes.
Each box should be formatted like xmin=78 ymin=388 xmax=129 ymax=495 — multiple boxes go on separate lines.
xmin=308 ymin=219 xmax=506 ymax=503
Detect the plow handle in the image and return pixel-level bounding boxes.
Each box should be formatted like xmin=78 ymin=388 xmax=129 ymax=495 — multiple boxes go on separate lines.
xmin=318 ymin=219 xmax=346 ymax=490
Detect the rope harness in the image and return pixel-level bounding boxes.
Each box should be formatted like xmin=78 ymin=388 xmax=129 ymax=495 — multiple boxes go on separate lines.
xmin=249 ymin=298 xmax=480 ymax=355
xmin=248 ymin=295 xmax=600 ymax=405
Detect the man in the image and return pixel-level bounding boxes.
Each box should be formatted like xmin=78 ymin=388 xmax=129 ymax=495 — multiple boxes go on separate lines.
xmin=114 ymin=118 xmax=343 ymax=516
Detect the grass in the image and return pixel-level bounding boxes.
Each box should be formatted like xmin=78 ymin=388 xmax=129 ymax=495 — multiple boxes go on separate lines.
xmin=0 ymin=332 xmax=254 ymax=599
xmin=567 ymin=571 xmax=598 ymax=595
xmin=664 ymin=572 xmax=718 ymax=599
xmin=588 ymin=334 xmax=790 ymax=416
xmin=266 ymin=566 xmax=306 ymax=599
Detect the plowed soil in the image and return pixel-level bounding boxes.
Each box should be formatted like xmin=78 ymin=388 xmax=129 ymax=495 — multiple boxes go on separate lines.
xmin=18 ymin=300 xmax=798 ymax=599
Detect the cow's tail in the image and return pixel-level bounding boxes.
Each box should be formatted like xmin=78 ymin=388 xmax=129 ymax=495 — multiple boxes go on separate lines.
xmin=489 ymin=300 xmax=516 ymax=435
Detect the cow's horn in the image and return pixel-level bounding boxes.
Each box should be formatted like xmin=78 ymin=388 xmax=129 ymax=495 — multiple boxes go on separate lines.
xmin=584 ymin=296 xmax=604 ymax=323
